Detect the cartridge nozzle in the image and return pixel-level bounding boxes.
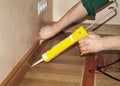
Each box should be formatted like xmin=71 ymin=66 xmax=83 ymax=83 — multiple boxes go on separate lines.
xmin=31 ymin=58 xmax=44 ymax=67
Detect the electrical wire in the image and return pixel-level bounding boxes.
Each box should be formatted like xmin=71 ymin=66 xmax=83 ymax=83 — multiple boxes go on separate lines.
xmin=88 ymin=51 xmax=120 ymax=82
xmin=97 ymin=57 xmax=120 ymax=82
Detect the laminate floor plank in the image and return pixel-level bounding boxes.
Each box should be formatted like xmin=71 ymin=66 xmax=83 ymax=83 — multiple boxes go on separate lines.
xmin=96 ymin=72 xmax=120 ymax=86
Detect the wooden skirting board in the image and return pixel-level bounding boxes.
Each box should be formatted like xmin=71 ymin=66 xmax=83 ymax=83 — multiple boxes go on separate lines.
xmin=0 ymin=40 xmax=47 ymax=86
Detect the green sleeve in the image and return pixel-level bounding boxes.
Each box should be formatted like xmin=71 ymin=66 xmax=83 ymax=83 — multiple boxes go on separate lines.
xmin=82 ymin=0 xmax=109 ymax=17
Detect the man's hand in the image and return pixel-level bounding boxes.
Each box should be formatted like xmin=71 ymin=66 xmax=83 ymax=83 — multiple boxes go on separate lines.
xmin=38 ymin=23 xmax=60 ymax=40
xmin=78 ymin=32 xmax=104 ymax=55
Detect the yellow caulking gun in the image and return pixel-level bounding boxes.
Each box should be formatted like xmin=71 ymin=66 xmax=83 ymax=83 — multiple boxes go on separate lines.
xmin=31 ymin=26 xmax=88 ymax=67
xmin=31 ymin=0 xmax=118 ymax=67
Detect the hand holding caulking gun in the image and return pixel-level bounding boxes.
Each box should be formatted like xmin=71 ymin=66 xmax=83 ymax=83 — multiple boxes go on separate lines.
xmin=31 ymin=0 xmax=118 ymax=67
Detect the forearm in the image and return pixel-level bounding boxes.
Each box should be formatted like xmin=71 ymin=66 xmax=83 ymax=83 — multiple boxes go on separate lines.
xmin=54 ymin=0 xmax=110 ymax=32
xmin=54 ymin=0 xmax=88 ymax=32
xmin=102 ymin=36 xmax=120 ymax=50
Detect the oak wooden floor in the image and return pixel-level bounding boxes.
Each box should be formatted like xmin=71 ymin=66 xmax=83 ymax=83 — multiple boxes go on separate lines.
xmin=19 ymin=31 xmax=120 ymax=86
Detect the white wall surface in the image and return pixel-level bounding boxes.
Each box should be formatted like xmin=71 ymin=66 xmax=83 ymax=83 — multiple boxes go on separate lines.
xmin=0 ymin=0 xmax=52 ymax=84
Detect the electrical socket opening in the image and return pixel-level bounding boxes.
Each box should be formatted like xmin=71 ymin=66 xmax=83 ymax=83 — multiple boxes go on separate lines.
xmin=38 ymin=0 xmax=47 ymax=15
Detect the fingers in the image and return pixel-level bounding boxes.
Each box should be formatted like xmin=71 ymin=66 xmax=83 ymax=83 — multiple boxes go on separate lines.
xmin=36 ymin=35 xmax=40 ymax=40
xmin=79 ymin=40 xmax=88 ymax=50
xmin=36 ymin=29 xmax=42 ymax=40
xmin=78 ymin=34 xmax=94 ymax=55
xmin=80 ymin=46 xmax=91 ymax=55
xmin=37 ymin=29 xmax=46 ymax=40
xmin=39 ymin=40 xmax=44 ymax=45
xmin=78 ymin=32 xmax=102 ymax=55
xmin=79 ymin=38 xmax=89 ymax=55
xmin=35 ymin=33 xmax=45 ymax=45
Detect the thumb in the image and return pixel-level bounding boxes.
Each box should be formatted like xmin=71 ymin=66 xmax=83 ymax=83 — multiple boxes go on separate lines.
xmin=36 ymin=35 xmax=44 ymax=44
xmin=39 ymin=40 xmax=44 ymax=45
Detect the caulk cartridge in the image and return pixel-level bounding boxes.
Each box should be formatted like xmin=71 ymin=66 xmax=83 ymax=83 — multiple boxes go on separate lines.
xmin=41 ymin=26 xmax=88 ymax=63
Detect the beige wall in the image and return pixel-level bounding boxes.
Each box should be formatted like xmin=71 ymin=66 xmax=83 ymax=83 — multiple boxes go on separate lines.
xmin=53 ymin=0 xmax=120 ymax=25
xmin=0 ymin=0 xmax=52 ymax=83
